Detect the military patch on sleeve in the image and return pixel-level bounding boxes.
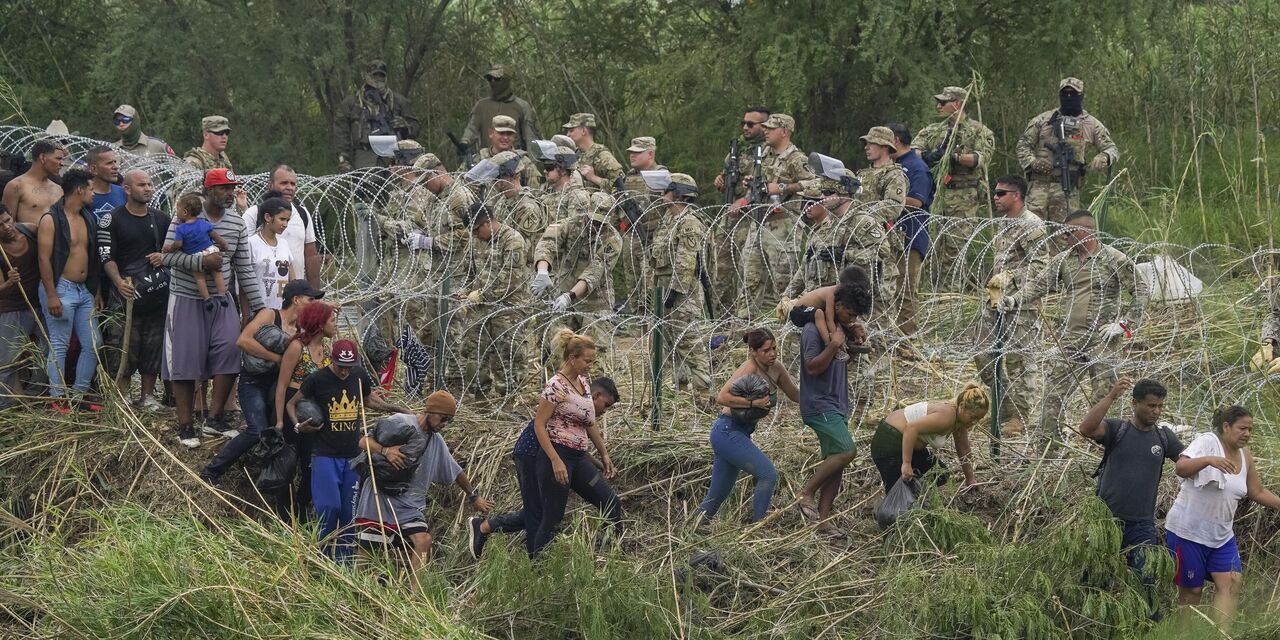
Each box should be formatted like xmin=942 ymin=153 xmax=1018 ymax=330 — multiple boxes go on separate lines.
xmin=98 ymin=212 xmax=112 ymax=228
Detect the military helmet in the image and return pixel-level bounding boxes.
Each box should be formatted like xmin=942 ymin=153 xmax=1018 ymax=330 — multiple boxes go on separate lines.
xmin=489 ymin=150 xmax=522 ymax=178
xmin=393 ymin=139 xmax=425 ymax=166
xmin=664 ymin=173 xmax=699 ymax=201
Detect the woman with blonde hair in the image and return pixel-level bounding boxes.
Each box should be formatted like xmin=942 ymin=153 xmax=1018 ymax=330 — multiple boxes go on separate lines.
xmin=868 ymin=382 xmax=990 ymax=491
xmin=530 ymin=328 xmax=621 ymax=555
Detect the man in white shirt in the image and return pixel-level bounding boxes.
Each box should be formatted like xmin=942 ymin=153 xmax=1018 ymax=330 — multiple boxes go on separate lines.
xmin=243 ymin=164 xmax=321 ymax=287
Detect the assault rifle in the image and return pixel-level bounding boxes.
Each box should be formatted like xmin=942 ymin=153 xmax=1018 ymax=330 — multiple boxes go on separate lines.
xmin=446 ymin=130 xmax=475 ymax=170
xmin=614 ymin=175 xmax=650 ymax=244
xmin=744 ymin=146 xmax=777 ymax=222
xmin=1048 ymin=115 xmax=1080 ymax=196
xmin=724 ymin=139 xmax=740 ymax=205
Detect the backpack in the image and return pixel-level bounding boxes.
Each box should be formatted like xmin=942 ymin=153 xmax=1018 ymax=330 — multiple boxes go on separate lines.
xmin=1092 ymin=420 xmax=1173 ymax=479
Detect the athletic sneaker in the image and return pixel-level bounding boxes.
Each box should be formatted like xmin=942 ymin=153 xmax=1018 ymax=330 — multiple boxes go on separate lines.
xmin=177 ymin=425 xmax=202 ymax=449
xmin=50 ymin=400 xmax=72 ymax=416
xmin=468 ymin=516 xmax=488 ymax=559
xmin=201 ymin=414 xmax=240 ymax=439
xmin=199 ymin=472 xmax=224 ymax=490
xmin=137 ymin=396 xmax=165 ymax=412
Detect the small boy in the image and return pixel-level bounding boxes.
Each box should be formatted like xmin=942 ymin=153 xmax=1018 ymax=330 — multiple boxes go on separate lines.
xmin=163 ymin=193 xmax=230 ymax=309
xmin=782 ymin=265 xmax=872 ymax=353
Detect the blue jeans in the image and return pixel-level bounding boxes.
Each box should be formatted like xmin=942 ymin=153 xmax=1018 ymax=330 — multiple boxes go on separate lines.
xmin=697 ymin=415 xmax=777 ymax=522
xmin=203 ymin=375 xmax=274 ymax=478
xmin=39 ymin=279 xmax=100 ymax=397
xmin=312 ymin=454 xmax=357 ymax=562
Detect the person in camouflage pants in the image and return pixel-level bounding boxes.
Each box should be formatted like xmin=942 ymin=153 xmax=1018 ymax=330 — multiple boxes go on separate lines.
xmin=1016 ymin=77 xmax=1120 ymax=224
xmin=483 ymin=150 xmax=547 ymax=265
xmin=913 ymin=86 xmax=995 ymax=290
xmin=742 ymin=113 xmax=814 ymax=315
xmin=998 ymin=209 xmax=1147 ymax=453
xmin=974 ymin=175 xmax=1049 ymax=437
xmin=563 ymin=113 xmax=624 ymax=193
xmin=458 ymin=203 xmax=532 ymax=396
xmin=712 ymin=106 xmax=770 ymax=319
xmin=614 ymin=136 xmax=667 ymax=314
xmin=651 ymin=173 xmax=714 ymax=409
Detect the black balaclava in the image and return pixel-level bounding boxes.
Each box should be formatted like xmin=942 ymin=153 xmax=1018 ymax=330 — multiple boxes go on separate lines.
xmin=1059 ymin=90 xmax=1084 ymax=117
xmin=488 ymin=76 xmax=513 ymax=102
xmin=120 ymin=120 xmax=141 ymax=146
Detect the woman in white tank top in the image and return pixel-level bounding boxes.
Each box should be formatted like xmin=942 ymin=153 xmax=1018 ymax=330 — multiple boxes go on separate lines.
xmin=867 ymin=382 xmax=990 ymax=492
xmin=1165 ymin=405 xmax=1280 ymax=631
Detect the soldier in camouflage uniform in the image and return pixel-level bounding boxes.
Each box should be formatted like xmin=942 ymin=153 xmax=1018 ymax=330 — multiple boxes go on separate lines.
xmin=458 ymin=203 xmax=532 ymax=395
xmin=913 ymin=86 xmax=995 ymax=289
xmin=478 ymin=115 xmax=541 ymax=187
xmin=999 ymin=209 xmax=1147 ymax=450
xmin=563 ymin=113 xmax=623 ymax=193
xmin=183 ymin=115 xmax=233 ymax=171
xmin=784 ymin=160 xmax=887 ymax=300
xmin=1251 ymin=279 xmax=1280 ymax=373
xmin=484 ymin=150 xmax=547 ymax=264
xmin=973 ymin=175 xmax=1049 ymax=436
xmin=1015 ymin=77 xmax=1120 ymax=224
xmin=742 ymin=113 xmax=814 ymax=315
xmin=651 ymin=173 xmax=714 ymax=409
xmin=851 ymin=127 xmax=909 ymax=316
xmin=615 ymin=137 xmax=667 ymax=313
xmin=532 ymin=191 xmax=623 ymax=358
xmin=333 ymin=60 xmax=419 ymax=171
xmin=534 ymin=143 xmax=593 ymax=224
xmin=712 ymin=107 xmax=770 ymax=319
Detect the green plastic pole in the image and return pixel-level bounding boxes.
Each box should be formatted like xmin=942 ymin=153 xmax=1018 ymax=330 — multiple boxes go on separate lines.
xmin=990 ymin=309 xmax=1004 ymax=459
xmin=434 ymin=275 xmax=451 ymax=391
xmin=650 ymin=286 xmax=665 ymax=430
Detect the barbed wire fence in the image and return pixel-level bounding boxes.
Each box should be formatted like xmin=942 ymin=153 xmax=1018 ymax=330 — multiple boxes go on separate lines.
xmin=2 ymin=126 xmax=1276 ymax=445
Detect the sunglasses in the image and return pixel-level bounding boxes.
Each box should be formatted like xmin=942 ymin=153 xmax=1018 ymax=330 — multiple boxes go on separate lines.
xmin=741 ymin=120 xmax=765 ymax=127
xmin=114 ymin=115 xmax=134 ymax=125
xmin=210 ymin=130 xmax=230 ymax=136
xmin=993 ymin=189 xmax=1014 ymax=197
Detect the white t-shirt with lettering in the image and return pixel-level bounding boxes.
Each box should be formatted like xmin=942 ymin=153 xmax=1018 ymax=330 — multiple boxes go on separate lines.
xmin=247 ymin=233 xmax=295 ymax=310
xmin=244 ymin=202 xmax=316 ymax=283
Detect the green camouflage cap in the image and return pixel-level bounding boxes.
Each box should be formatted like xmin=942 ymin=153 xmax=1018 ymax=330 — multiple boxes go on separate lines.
xmin=394 ymin=139 xmax=425 ymax=166
xmin=626 ymin=136 xmax=656 ymax=153
xmin=761 ymin=113 xmax=795 ymax=131
xmin=933 ymin=86 xmax=968 ymax=102
xmin=202 ymin=115 xmax=230 ymax=133
xmin=491 ymin=115 xmax=517 ymax=133
xmin=553 ymin=146 xmax=578 ymax=169
xmin=1059 ymin=77 xmax=1084 ymax=92
xmin=551 ymin=134 xmax=577 ymax=151
xmin=587 ymin=191 xmax=614 ymax=224
xmin=562 ymin=113 xmax=596 ymax=129
xmin=413 ymin=153 xmax=445 ymax=172
xmin=484 ymin=65 xmax=507 ymax=79
xmin=859 ymin=126 xmax=894 ymax=148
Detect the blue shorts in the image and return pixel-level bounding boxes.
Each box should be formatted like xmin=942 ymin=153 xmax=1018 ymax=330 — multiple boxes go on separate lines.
xmin=1167 ymin=531 xmax=1242 ymax=589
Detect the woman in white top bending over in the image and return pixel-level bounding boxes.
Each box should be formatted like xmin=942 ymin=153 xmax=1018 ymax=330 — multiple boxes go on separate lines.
xmin=1165 ymin=405 xmax=1280 ymax=632
xmin=867 ymin=382 xmax=990 ymax=492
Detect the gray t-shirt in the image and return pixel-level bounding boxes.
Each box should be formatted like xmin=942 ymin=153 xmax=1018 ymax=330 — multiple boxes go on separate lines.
xmin=1094 ymin=418 xmax=1185 ymax=522
xmin=799 ymin=322 xmax=849 ymax=417
xmin=353 ymin=417 xmax=463 ymax=526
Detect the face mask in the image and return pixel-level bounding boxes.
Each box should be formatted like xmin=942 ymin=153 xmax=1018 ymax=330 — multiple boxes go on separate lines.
xmin=120 ymin=121 xmax=141 ymax=146
xmin=489 ymin=77 xmax=512 ymax=101
xmin=365 ymin=73 xmax=388 ymax=92
xmin=1059 ymin=92 xmax=1083 ymax=117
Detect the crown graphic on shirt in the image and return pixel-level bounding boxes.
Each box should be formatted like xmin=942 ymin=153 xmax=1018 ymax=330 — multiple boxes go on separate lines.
xmin=328 ymin=389 xmax=360 ymax=423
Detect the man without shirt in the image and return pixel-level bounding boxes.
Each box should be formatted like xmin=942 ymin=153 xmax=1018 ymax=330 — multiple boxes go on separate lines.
xmin=0 ymin=205 xmax=45 ymax=405
xmin=3 ymin=141 xmax=65 ymax=225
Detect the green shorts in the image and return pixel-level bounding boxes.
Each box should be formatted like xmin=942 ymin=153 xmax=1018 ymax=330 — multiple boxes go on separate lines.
xmin=803 ymin=411 xmax=855 ymax=457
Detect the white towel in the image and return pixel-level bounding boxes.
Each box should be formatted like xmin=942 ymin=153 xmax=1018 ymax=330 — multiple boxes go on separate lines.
xmin=1191 ymin=433 xmax=1226 ymax=490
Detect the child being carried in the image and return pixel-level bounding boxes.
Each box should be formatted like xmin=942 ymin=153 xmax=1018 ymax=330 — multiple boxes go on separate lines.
xmin=164 ymin=193 xmax=231 ymax=310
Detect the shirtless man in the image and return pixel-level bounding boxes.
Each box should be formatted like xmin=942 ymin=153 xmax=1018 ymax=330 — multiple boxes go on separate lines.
xmin=2 ymin=141 xmax=66 ymax=225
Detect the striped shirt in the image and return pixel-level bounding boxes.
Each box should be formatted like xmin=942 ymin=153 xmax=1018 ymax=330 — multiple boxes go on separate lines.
xmin=159 ymin=208 xmax=265 ymax=311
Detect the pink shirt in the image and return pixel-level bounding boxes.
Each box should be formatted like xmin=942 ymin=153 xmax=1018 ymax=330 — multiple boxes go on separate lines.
xmin=540 ymin=373 xmax=596 ymax=451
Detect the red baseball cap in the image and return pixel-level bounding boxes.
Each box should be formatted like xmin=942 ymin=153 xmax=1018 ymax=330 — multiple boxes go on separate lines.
xmin=331 ymin=339 xmax=359 ymax=366
xmin=203 ymin=168 xmax=241 ymax=189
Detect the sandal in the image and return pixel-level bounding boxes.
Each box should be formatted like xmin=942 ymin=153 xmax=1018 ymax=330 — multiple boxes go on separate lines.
xmin=795 ymin=497 xmax=821 ymax=522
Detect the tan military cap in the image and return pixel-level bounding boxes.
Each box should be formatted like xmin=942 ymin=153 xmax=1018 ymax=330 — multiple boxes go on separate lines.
xmin=562 ymin=113 xmax=596 ymax=129
xmin=202 ymin=115 xmax=231 ymax=133
xmin=933 ymin=86 xmax=968 ymax=102
xmin=484 ymin=65 xmax=507 ymax=79
xmin=114 ymin=104 xmax=137 ymax=119
xmin=1059 ymin=77 xmax=1084 ymax=92
xmin=859 ymin=126 xmax=895 ymax=148
xmin=492 ymin=115 xmax=517 ymax=133
xmin=413 ymin=153 xmax=445 ymax=172
xmin=761 ymin=113 xmax=795 ymax=131
xmin=626 ymin=136 xmax=656 ymax=153
xmin=551 ymin=134 xmax=577 ymax=151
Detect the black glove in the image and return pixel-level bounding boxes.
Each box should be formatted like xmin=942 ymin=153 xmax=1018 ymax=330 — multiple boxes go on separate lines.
xmin=920 ymin=146 xmax=945 ymax=167
xmin=664 ymin=290 xmax=684 ymax=310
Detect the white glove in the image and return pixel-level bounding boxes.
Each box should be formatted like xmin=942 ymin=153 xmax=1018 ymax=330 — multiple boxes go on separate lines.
xmin=551 ymin=292 xmax=573 ymax=313
xmin=403 ymin=231 xmax=433 ymax=252
xmin=996 ymin=295 xmax=1019 ymax=313
xmin=531 ymin=270 xmax=553 ymax=297
xmin=1099 ymin=322 xmax=1128 ymax=341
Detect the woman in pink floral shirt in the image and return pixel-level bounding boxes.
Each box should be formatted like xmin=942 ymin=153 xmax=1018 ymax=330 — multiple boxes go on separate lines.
xmin=531 ymin=328 xmax=622 ymax=554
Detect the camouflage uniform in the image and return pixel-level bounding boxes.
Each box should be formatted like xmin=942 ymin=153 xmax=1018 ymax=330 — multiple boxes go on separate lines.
xmin=651 ymin=175 xmax=712 ymax=395
xmin=533 ymin=205 xmax=623 ymax=354
xmin=615 ymin=159 xmax=667 ymax=312
xmin=913 ymin=108 xmax=995 ymax=280
xmin=333 ymin=61 xmax=420 ymax=170
xmin=1010 ymin=244 xmax=1147 ymax=448
xmin=183 ymin=115 xmax=234 ymax=171
xmin=490 ymin=186 xmax=547 ymax=264
xmin=1015 ymin=79 xmax=1119 ymax=224
xmin=460 ymin=223 xmax=531 ymax=392
xmin=713 ymin=142 xmax=760 ymax=317
xmin=972 ymin=207 xmax=1049 ymax=425
xmin=743 ymin=130 xmax=813 ymax=313
xmin=579 ymin=144 xmax=624 ymax=192
xmin=850 ymin=132 xmax=908 ymax=306
xmin=479 ymin=146 xmax=541 ymax=187
xmin=1264 ymin=280 xmax=1280 ymax=346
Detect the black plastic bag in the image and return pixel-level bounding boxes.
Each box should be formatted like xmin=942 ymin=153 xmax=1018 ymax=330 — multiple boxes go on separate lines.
xmin=349 ymin=416 xmax=427 ymax=494
xmin=874 ymin=477 xmax=920 ymax=529
xmin=248 ymin=429 xmax=297 ymax=493
xmin=728 ymin=373 xmax=773 ymax=425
